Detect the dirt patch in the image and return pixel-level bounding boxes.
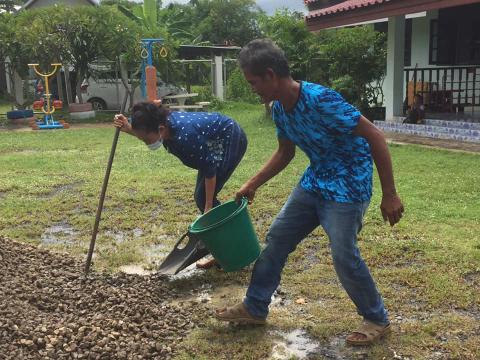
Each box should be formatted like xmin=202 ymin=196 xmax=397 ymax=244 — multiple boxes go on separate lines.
xmin=463 ymin=271 xmax=480 ymax=287
xmin=385 ymin=132 xmax=480 ymax=153
xmin=40 ymin=181 xmax=84 ymax=199
xmin=0 ymin=236 xmax=208 ymax=359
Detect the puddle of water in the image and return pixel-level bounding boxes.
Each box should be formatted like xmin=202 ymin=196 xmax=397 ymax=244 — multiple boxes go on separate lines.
xmin=271 ymin=331 xmax=368 ymax=360
xmin=271 ymin=289 xmax=292 ymax=308
xmin=104 ymin=230 xmax=127 ymax=244
xmin=41 ymin=222 xmax=77 ymax=245
xmin=144 ymin=243 xmax=170 ymax=265
xmin=195 ymin=290 xmax=212 ymax=303
xmin=150 ymin=205 xmax=164 ymax=219
xmin=169 ymin=263 xmax=204 ymax=280
xmin=271 ymin=329 xmax=320 ymax=360
xmin=40 ymin=182 xmax=83 ymax=199
xmin=133 ymin=227 xmax=144 ymax=238
xmin=326 ymin=336 xmax=368 ymax=359
xmin=119 ymin=264 xmax=153 ymax=276
xmin=104 ymin=228 xmax=144 ymax=245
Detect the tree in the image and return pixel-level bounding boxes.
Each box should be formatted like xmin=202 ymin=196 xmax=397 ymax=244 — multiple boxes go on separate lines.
xmin=0 ymin=12 xmax=23 ymax=99
xmin=105 ymin=0 xmax=172 ymax=109
xmin=56 ymin=6 xmax=104 ymax=102
xmin=0 ymin=0 xmax=23 ymax=13
xmin=97 ymin=4 xmax=142 ymax=110
xmin=319 ymin=26 xmax=387 ymax=110
xmin=259 ymin=9 xmax=320 ymax=80
xmin=14 ymin=7 xmax=67 ymax=70
xmin=192 ymin=0 xmax=262 ymax=46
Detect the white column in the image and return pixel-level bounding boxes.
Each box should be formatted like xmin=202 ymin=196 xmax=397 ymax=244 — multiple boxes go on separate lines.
xmin=213 ymin=55 xmax=224 ymax=101
xmin=385 ymin=15 xmax=405 ymax=121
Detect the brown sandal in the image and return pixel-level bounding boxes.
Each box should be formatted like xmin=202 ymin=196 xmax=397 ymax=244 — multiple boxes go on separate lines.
xmin=196 ymin=256 xmax=218 ymax=269
xmin=215 ymin=303 xmax=266 ymax=325
xmin=346 ymin=320 xmax=391 ymax=346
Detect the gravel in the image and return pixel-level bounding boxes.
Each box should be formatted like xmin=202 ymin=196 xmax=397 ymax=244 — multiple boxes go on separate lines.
xmin=0 ymin=236 xmax=208 ymax=359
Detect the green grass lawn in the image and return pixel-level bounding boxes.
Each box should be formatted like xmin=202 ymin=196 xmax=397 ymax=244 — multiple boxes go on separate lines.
xmin=0 ymin=102 xmax=479 ymax=359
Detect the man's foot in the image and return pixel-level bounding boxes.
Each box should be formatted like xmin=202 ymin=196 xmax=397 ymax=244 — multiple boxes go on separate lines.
xmin=196 ymin=255 xmax=218 ymax=269
xmin=215 ymin=303 xmax=266 ymax=325
xmin=346 ymin=320 xmax=391 ymax=346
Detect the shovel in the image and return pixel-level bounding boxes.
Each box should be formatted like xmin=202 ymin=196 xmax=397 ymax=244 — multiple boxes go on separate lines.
xmin=157 ymin=231 xmax=210 ymax=275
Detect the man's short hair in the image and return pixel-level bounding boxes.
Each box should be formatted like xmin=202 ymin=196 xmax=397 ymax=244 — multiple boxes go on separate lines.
xmin=238 ymin=39 xmax=290 ymax=78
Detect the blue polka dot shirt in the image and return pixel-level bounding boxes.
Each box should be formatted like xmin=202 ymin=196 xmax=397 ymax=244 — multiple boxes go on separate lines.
xmin=163 ymin=112 xmax=238 ymax=178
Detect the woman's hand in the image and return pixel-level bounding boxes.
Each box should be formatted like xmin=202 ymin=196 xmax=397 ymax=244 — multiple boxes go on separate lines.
xmin=113 ymin=114 xmax=132 ymax=133
xmin=204 ymin=202 xmax=213 ymax=213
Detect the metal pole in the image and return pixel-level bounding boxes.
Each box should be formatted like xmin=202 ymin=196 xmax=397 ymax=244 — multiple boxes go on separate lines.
xmin=84 ymin=118 xmax=123 ymax=276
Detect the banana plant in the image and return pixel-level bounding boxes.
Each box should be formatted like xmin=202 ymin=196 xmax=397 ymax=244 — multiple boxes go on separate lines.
xmin=117 ymin=0 xmax=157 ymax=31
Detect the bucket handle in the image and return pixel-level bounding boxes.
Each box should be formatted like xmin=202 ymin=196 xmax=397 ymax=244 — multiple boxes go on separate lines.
xmin=173 ymin=230 xmax=205 ymax=250
xmin=173 ymin=231 xmax=190 ymax=250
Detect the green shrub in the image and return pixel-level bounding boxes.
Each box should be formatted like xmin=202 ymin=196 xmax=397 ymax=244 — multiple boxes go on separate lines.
xmin=193 ymin=85 xmax=214 ymax=102
xmin=226 ymin=68 xmax=260 ymax=104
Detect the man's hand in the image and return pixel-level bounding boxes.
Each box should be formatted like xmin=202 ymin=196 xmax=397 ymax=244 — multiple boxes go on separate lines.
xmin=380 ymin=193 xmax=404 ymax=226
xmin=113 ymin=114 xmax=132 ymax=132
xmin=236 ymin=182 xmax=257 ymax=204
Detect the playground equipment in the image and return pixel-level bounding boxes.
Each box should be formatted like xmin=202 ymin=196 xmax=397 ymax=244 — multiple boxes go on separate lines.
xmin=28 ymin=63 xmax=69 ymax=130
xmin=140 ymin=38 xmax=167 ymax=101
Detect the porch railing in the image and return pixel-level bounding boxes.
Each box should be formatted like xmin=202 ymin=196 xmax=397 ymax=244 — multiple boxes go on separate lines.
xmin=404 ymin=66 xmax=479 ymax=114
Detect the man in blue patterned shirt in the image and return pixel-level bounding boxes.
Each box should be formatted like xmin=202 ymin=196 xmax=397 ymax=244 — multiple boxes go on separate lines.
xmin=215 ymin=39 xmax=404 ymax=346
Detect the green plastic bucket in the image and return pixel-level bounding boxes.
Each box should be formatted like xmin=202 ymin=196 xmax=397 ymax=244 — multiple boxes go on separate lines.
xmin=189 ymin=198 xmax=260 ymax=272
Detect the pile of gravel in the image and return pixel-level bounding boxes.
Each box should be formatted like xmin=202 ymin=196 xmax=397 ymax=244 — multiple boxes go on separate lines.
xmin=0 ymin=237 xmax=208 ymax=359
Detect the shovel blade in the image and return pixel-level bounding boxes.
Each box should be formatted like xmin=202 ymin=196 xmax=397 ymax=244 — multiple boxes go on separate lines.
xmin=157 ymin=233 xmax=209 ymax=275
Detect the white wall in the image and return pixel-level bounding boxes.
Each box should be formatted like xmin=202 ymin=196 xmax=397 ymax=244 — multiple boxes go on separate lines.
xmin=384 ymin=15 xmax=406 ymax=121
xmin=409 ymin=11 xmax=438 ymax=68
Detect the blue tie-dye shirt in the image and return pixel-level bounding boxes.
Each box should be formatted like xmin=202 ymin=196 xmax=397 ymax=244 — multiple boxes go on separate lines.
xmin=272 ymin=82 xmax=372 ymax=203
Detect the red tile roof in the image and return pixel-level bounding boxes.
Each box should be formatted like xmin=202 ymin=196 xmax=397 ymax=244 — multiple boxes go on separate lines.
xmin=305 ymin=0 xmax=387 ymax=19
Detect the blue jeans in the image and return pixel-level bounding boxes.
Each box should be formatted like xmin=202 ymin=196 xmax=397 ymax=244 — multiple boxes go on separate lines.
xmin=194 ymin=125 xmax=247 ymax=213
xmin=244 ymin=183 xmax=389 ymax=325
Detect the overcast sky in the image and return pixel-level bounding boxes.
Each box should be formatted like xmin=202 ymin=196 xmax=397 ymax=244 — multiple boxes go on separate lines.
xmin=161 ymin=0 xmax=307 ymax=15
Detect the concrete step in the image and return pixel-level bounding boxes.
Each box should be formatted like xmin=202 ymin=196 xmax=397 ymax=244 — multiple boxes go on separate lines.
xmin=374 ymin=121 xmax=480 ymax=143
xmin=425 ymin=119 xmax=480 ymax=131
xmin=376 ymin=122 xmax=480 ymax=137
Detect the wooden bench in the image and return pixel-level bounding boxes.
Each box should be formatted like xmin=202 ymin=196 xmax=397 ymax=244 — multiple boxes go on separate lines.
xmin=166 ymin=102 xmax=211 ymax=112
xmin=167 ymin=105 xmax=204 ymax=111
xmin=162 ymin=93 xmax=199 ymax=106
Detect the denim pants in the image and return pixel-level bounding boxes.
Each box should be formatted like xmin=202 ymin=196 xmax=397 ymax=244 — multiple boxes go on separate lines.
xmin=194 ymin=125 xmax=247 ymax=213
xmin=244 ymin=183 xmax=389 ymax=325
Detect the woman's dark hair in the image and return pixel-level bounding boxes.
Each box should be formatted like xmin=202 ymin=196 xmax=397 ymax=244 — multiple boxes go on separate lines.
xmin=131 ymin=102 xmax=170 ymax=133
xmin=238 ymin=38 xmax=290 ymax=78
